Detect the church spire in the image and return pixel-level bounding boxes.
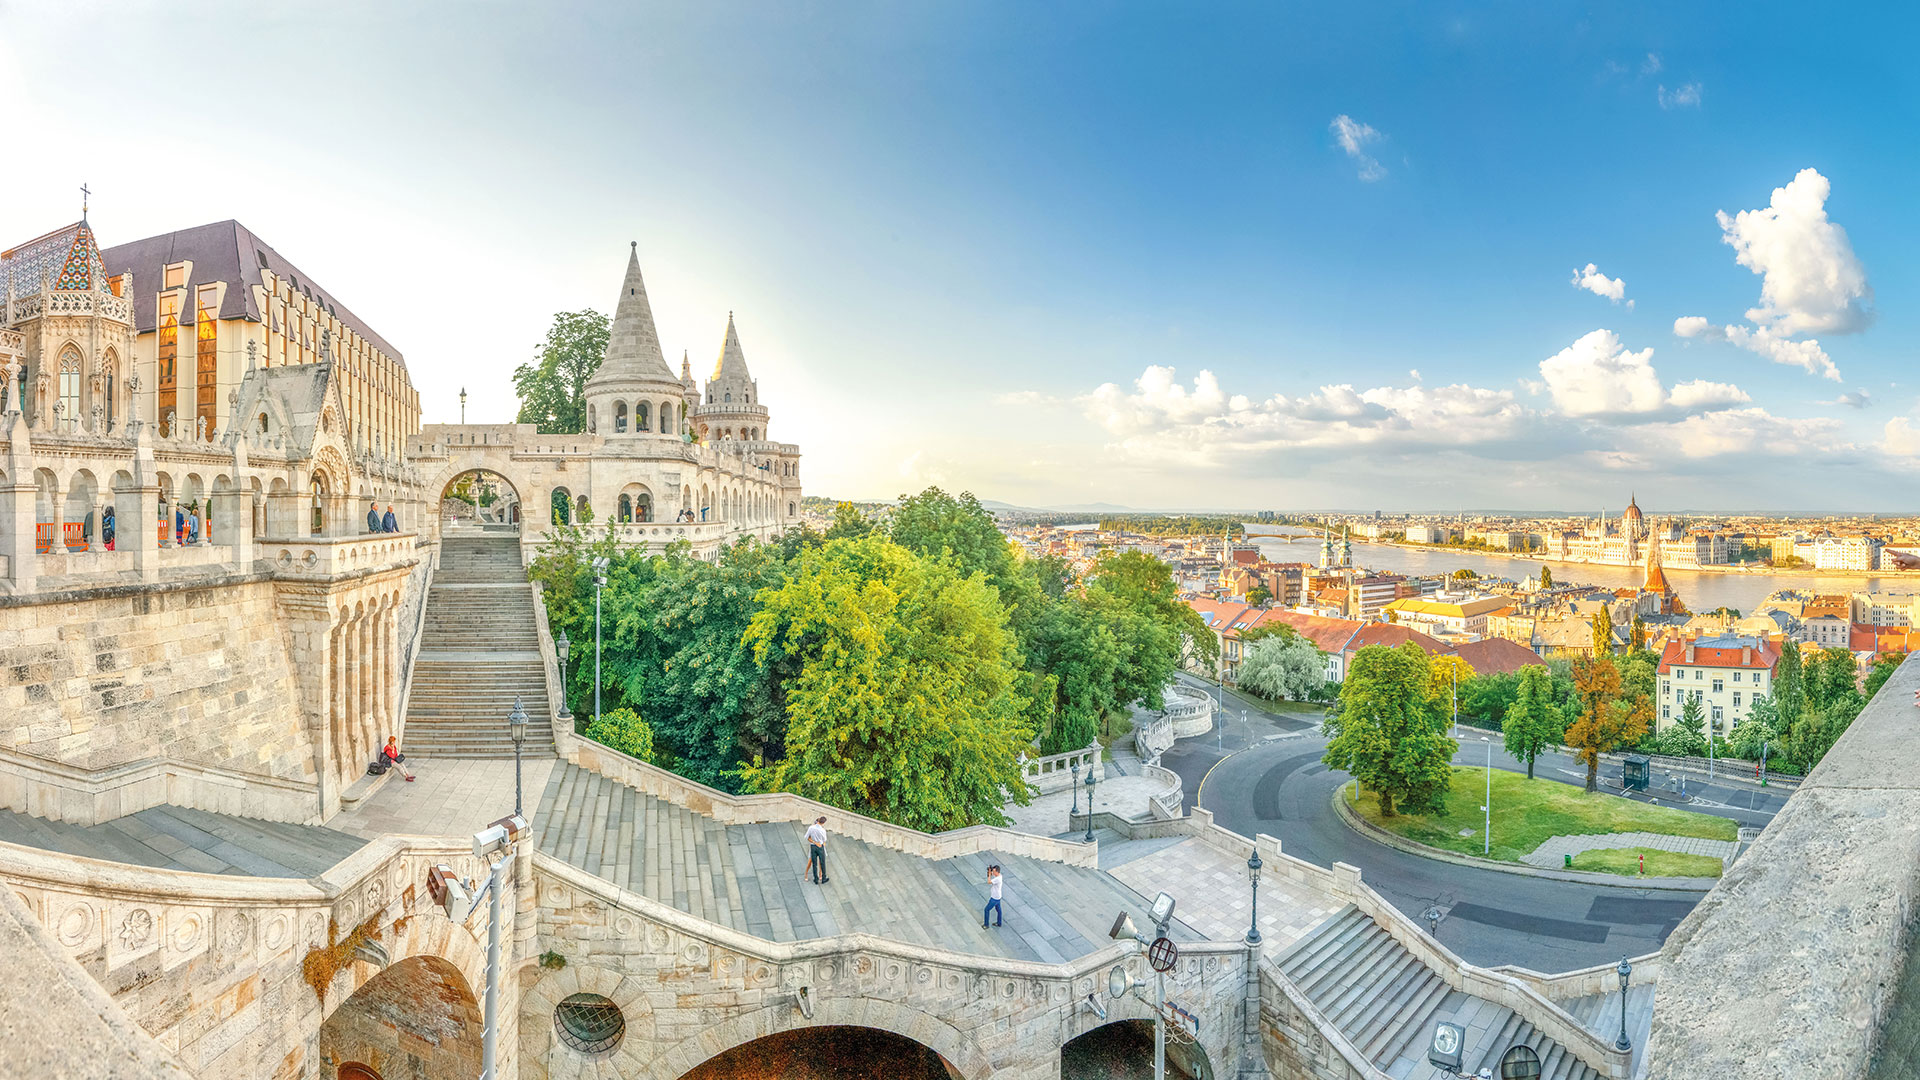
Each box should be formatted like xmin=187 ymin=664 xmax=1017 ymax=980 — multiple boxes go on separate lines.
xmin=588 ymin=242 xmax=677 ymax=387
xmin=711 ymin=311 xmax=753 ymax=383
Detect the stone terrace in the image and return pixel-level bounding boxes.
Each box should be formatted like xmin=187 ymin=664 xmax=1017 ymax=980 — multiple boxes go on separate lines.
xmin=0 ymin=804 xmax=365 ymax=877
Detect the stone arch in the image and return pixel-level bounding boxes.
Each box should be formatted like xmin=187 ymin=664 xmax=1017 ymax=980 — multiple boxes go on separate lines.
xmin=637 ymin=400 xmax=651 ymax=432
xmin=614 ymin=401 xmax=628 ymax=433
xmin=643 ymin=997 xmax=992 ymax=1080
xmin=319 ymin=954 xmax=482 ymax=1080
xmin=1064 ymin=1018 xmax=1215 ymax=1080
xmin=660 ymin=401 xmax=675 ymax=437
xmin=551 ymin=486 xmax=573 ymax=525
xmin=439 ymin=467 xmax=523 ymax=531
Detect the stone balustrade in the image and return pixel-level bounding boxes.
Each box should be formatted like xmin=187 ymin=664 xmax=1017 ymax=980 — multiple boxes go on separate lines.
xmin=256 ymin=531 xmax=419 ymax=576
xmin=1161 ymin=682 xmax=1216 ymax=738
xmin=1021 ymin=743 xmax=1103 ymax=795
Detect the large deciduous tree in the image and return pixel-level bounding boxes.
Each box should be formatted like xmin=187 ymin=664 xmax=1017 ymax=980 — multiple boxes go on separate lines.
xmin=887 ymin=487 xmax=1014 ymax=586
xmin=1323 ymin=644 xmax=1457 ymax=817
xmin=740 ymin=535 xmax=1032 ymax=831
xmin=512 ymin=310 xmax=609 ymax=434
xmin=1501 ymin=665 xmax=1564 ymax=779
xmin=1238 ymin=634 xmax=1324 ymax=703
xmin=1564 ymin=654 xmax=1648 ymax=792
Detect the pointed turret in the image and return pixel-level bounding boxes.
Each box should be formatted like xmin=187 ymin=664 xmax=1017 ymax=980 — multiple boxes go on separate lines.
xmin=588 ymin=243 xmax=677 ymax=387
xmin=711 ymin=312 xmax=754 ymax=383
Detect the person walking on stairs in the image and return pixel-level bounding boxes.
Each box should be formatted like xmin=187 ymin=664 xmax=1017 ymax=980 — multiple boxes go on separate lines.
xmin=382 ymin=736 xmax=415 ymax=781
xmin=983 ymin=865 xmax=1004 ymax=928
xmin=805 ymin=816 xmax=830 ymax=884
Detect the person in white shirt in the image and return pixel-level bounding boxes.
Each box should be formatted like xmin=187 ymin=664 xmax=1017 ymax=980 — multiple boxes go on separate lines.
xmin=983 ymin=865 xmax=1003 ymax=928
xmin=805 ymin=816 xmax=830 ymax=884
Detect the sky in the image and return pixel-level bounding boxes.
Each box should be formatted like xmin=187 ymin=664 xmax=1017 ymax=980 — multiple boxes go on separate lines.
xmin=2 ymin=2 xmax=1915 ymax=512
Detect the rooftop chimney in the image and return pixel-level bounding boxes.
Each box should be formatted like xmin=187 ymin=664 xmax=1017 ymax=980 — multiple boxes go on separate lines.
xmin=1685 ymin=643 xmax=1696 ymax=663
xmin=1742 ymin=646 xmax=1752 ymax=665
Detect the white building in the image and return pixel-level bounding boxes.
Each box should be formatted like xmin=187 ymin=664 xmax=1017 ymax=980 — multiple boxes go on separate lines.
xmin=1851 ymin=591 xmax=1918 ymax=627
xmin=1381 ymin=594 xmax=1511 ymax=639
xmin=1656 ymin=635 xmax=1781 ymax=738
xmin=1811 ymin=536 xmax=1881 ymax=571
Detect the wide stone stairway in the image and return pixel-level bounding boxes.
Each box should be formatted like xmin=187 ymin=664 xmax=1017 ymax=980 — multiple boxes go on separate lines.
xmin=533 ymin=763 xmax=1190 ymax=965
xmin=1275 ymin=905 xmax=1604 ymax=1080
xmin=0 ymin=805 xmax=366 ymax=878
xmin=405 ymin=532 xmax=557 ymax=759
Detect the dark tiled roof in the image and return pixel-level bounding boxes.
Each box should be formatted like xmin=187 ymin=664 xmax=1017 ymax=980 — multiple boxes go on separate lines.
xmin=99 ymin=220 xmax=403 ymax=363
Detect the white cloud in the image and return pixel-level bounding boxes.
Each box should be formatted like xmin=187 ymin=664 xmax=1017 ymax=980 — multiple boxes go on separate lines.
xmin=1570 ymin=263 xmax=1630 ymax=306
xmin=1827 ymin=389 xmax=1872 ymax=409
xmin=1882 ymin=417 xmax=1920 ymax=459
xmin=1673 ymin=316 xmax=1716 ymax=338
xmin=1723 ymin=325 xmax=1841 ymax=382
xmin=1537 ymin=329 xmax=1745 ymax=417
xmin=1717 ymin=167 xmax=1873 ymax=336
xmin=1330 ymin=115 xmax=1387 ymax=182
xmin=995 ymin=390 xmax=1058 ymax=407
xmin=1641 ymin=53 xmax=1664 ymax=75
xmin=1658 ymin=82 xmax=1702 ymax=109
xmin=1635 ymin=406 xmax=1849 ymax=459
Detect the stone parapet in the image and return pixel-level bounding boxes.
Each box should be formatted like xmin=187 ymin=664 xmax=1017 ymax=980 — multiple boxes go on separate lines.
xmin=256 ymin=531 xmax=418 ymax=577
xmin=1021 ymin=743 xmax=1102 ymax=795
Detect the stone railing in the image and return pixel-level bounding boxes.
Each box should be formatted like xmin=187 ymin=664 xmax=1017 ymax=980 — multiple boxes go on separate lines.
xmin=1161 ymin=682 xmax=1216 ymax=738
xmin=1259 ymin=959 xmax=1392 ymax=1080
xmin=1143 ymin=763 xmax=1185 ymax=819
xmin=0 ymin=741 xmax=319 ymax=827
xmin=257 ymin=531 xmax=419 ymax=576
xmin=1645 ymin=653 xmax=1920 ymax=1079
xmin=557 ymin=726 xmax=1101 ymax=868
xmin=1021 ymin=743 xmax=1102 ymax=795
xmin=1488 ymin=953 xmax=1662 ymax=1003
xmin=1135 ymin=712 xmax=1175 ymax=764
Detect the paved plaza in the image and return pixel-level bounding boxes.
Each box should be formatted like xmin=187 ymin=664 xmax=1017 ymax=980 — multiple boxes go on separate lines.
xmin=330 ymin=756 xmax=557 ymax=839
xmin=1000 ymin=745 xmax=1180 ymax=836
xmin=1105 ymin=836 xmax=1342 ymax=956
xmin=1520 ymin=830 xmax=1736 ymax=869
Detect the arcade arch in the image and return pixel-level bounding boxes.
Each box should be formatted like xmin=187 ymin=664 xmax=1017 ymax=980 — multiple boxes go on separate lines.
xmin=441 ymin=468 xmax=522 ymax=531
xmin=319 ymin=955 xmax=482 ymax=1080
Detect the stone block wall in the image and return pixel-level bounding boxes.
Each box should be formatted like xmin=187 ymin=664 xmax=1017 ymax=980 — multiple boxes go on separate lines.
xmin=0 ymin=575 xmax=317 ymax=823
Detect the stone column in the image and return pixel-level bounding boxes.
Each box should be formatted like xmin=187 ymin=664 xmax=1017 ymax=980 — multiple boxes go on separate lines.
xmin=214 ymin=487 xmax=253 ymax=569
xmin=371 ymin=602 xmax=388 ymax=739
xmin=88 ymin=495 xmax=107 ymax=553
xmin=386 ymin=603 xmax=402 ymax=738
xmin=329 ymin=622 xmax=346 ymax=783
xmin=0 ymin=474 xmax=36 ymax=594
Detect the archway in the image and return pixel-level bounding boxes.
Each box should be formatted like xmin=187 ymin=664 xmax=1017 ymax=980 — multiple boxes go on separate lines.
xmin=678 ymin=1027 xmax=960 ymax=1080
xmin=318 ymin=955 xmax=481 ymax=1080
xmin=440 ymin=469 xmax=522 ymax=533
xmin=1062 ymin=1020 xmax=1213 ymax=1080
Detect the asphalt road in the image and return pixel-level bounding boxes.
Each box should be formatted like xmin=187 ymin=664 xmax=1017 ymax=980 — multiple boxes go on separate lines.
xmin=1156 ymin=676 xmax=1788 ymax=973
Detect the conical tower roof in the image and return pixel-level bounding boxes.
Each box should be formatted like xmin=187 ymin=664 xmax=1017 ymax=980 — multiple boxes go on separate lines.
xmin=1644 ymin=524 xmax=1670 ymax=594
xmin=588 ymin=243 xmax=678 ymax=389
xmin=711 ymin=312 xmax=753 ymax=383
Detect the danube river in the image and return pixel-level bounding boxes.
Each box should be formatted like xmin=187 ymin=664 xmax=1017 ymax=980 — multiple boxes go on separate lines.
xmin=1243 ymin=526 xmax=1906 ymax=615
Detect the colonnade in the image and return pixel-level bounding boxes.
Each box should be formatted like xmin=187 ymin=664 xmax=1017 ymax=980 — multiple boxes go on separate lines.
xmin=329 ymin=592 xmax=402 ymax=785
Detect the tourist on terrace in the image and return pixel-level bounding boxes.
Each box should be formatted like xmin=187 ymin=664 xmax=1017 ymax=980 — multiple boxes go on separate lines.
xmin=186 ymin=506 xmax=201 ymax=545
xmin=366 ymin=502 xmax=381 ymax=533
xmin=175 ymin=504 xmax=186 ymax=545
xmin=101 ymin=506 xmax=115 ymax=551
xmin=805 ymin=816 xmax=830 ymax=884
xmin=382 ymin=736 xmax=415 ymax=782
xmin=983 ymin=865 xmax=1004 ymax=929
xmin=381 ymin=504 xmax=398 ymax=532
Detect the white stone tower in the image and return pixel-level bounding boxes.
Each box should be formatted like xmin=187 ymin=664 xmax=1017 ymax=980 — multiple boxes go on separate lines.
xmin=692 ymin=314 xmax=770 ymax=445
xmin=581 ymin=243 xmax=689 ymax=441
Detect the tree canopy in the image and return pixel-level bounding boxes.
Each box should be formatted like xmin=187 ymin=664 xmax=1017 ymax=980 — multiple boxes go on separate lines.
xmin=1239 ymin=633 xmax=1324 ymax=703
xmin=1563 ymin=654 xmax=1649 ymax=792
xmin=1323 ymin=644 xmax=1457 ymax=816
xmin=1500 ymin=665 xmax=1564 ymax=779
xmin=512 ymin=310 xmax=609 ymax=434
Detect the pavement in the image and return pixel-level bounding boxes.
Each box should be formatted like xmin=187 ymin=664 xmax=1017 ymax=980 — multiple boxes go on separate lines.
xmin=1000 ymin=745 xmax=1179 ymax=835
xmin=1519 ymin=831 xmax=1736 ymax=869
xmin=1164 ymin=674 xmax=1787 ymax=973
xmin=330 ymin=756 xmax=557 ymax=839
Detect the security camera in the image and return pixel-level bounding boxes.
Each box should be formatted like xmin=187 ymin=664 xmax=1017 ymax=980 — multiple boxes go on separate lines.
xmin=426 ymin=864 xmax=470 ymax=918
xmin=473 ymin=814 xmax=530 ymax=859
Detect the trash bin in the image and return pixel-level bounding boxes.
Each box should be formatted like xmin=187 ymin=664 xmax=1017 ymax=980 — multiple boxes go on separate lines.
xmin=1564 ymin=853 xmax=1573 ymax=869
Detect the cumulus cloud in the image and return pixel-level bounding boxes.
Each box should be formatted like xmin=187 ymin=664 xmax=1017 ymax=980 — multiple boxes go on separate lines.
xmin=1330 ymin=115 xmax=1387 ymax=182
xmin=1536 ymin=330 xmax=1746 ymax=417
xmin=1717 ymin=167 xmax=1873 ymax=336
xmin=1570 ymin=263 xmax=1630 ymax=307
xmin=1634 ymin=406 xmax=1849 ymax=459
xmin=1723 ymin=325 xmax=1841 ymax=382
xmin=1827 ymin=389 xmax=1873 ymax=409
xmin=1658 ymin=82 xmax=1702 ymax=109
xmin=1883 ymin=417 xmax=1920 ymax=458
xmin=1673 ymin=316 xmax=1715 ymax=339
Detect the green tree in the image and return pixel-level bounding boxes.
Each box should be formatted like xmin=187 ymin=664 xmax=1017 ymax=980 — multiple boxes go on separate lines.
xmin=1020 ymin=595 xmax=1122 ymax=754
xmin=1087 ymin=550 xmax=1217 ymax=707
xmin=1564 ymin=654 xmax=1648 ymax=792
xmin=1323 ymin=644 xmax=1457 ymax=816
xmin=1774 ymin=640 xmax=1805 ymax=725
xmin=584 ymin=707 xmax=656 ymax=762
xmin=1539 ymin=566 xmax=1553 ymax=588
xmin=1630 ymin=612 xmax=1648 ymax=652
xmin=512 ymin=309 xmax=609 ymax=433
xmin=1807 ymin=647 xmax=1862 ymax=715
xmin=888 ymin=487 xmax=1014 ymax=586
xmin=1590 ymin=608 xmax=1614 ymax=655
xmin=1657 ymin=695 xmax=1707 ymax=757
xmin=825 ymin=501 xmax=874 ymax=540
xmin=1726 ymin=698 xmax=1781 ymax=763
xmin=1238 ymin=634 xmax=1324 ymax=702
xmin=1501 ymin=665 xmax=1564 ymax=779
xmin=1246 ymin=583 xmax=1273 ymax=606
xmin=1460 ymin=670 xmax=1521 ymax=726
xmin=1866 ymin=654 xmax=1907 ymax=702
xmin=740 ymin=535 xmax=1032 ymax=831
xmin=1619 ymin=651 xmax=1658 ymax=714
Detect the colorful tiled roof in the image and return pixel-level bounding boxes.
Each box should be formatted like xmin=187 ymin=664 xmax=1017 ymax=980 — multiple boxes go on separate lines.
xmin=1 ymin=221 xmax=106 ymax=296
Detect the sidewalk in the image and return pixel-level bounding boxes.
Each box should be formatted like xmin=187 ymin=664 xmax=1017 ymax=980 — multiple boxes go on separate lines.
xmin=1520 ymin=831 xmax=1735 ymax=868
xmin=330 ymin=757 xmax=557 ymax=839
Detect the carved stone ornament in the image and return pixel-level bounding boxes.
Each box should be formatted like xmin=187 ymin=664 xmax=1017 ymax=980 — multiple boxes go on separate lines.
xmin=119 ymin=908 xmax=154 ymax=950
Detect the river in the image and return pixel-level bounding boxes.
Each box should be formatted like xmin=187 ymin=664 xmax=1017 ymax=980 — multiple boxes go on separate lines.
xmin=1243 ymin=526 xmax=1905 ymax=615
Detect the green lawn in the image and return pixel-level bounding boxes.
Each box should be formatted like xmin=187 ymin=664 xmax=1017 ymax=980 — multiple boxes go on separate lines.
xmin=1347 ymin=766 xmax=1737 ymax=863
xmin=1569 ymin=847 xmax=1724 ymax=878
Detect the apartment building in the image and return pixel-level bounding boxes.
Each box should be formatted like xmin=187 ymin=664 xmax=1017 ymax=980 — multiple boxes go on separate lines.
xmin=1656 ymin=635 xmax=1781 ymax=738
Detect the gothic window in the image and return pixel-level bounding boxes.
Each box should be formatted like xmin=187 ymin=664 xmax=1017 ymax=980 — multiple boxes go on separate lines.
xmin=310 ymin=477 xmax=326 ymax=535
xmin=637 ymin=401 xmax=650 ymax=432
xmin=58 ymin=346 xmax=82 ymax=430
xmin=158 ymin=293 xmax=180 ymax=434
xmin=259 ymin=413 xmax=270 ymax=435
xmin=101 ymin=359 xmax=116 ymax=428
xmin=617 ymin=493 xmax=632 ymax=522
xmin=614 ymin=402 xmax=627 ymax=432
xmin=724 ymin=392 xmax=732 ymax=403
xmin=196 ymin=285 xmax=219 ymax=432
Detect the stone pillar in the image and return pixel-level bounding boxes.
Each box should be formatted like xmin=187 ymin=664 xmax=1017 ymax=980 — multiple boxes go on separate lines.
xmin=45 ymin=477 xmax=64 ymax=555
xmin=214 ymin=487 xmax=253 ymax=569
xmin=332 ymin=620 xmax=349 ymax=781
xmin=0 ymin=474 xmax=36 ymax=594
xmin=385 ymin=603 xmax=401 ymax=737
xmin=372 ymin=603 xmax=388 ymax=738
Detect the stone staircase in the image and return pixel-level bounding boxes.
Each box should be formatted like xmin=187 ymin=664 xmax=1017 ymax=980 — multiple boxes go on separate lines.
xmin=0 ymin=805 xmax=366 ymax=878
xmin=1275 ymin=905 xmax=1603 ymax=1080
xmin=403 ymin=534 xmax=557 ymax=759
xmin=533 ymin=763 xmax=1188 ymax=965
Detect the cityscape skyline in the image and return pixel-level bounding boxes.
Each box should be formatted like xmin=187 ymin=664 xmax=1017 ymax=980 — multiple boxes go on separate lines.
xmin=2 ymin=2 xmax=1914 ymax=510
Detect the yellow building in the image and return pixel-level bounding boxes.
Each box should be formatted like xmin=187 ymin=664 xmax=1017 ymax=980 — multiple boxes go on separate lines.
xmin=101 ymin=220 xmax=419 ymax=453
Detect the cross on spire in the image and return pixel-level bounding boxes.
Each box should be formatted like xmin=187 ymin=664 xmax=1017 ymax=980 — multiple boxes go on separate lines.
xmin=80 ymin=183 xmax=91 ymax=221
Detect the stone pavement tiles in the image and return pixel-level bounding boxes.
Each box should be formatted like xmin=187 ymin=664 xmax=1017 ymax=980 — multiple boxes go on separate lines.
xmin=1105 ymin=836 xmax=1341 ymax=956
xmin=532 ymin=763 xmax=1199 ymax=965
xmin=0 ymin=805 xmax=366 ymax=877
xmin=1519 ymin=831 xmax=1735 ymax=868
xmin=331 ymin=757 xmax=557 ymax=840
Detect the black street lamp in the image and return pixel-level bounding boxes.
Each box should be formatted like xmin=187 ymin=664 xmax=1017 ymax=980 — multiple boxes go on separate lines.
xmin=1615 ymin=957 xmax=1633 ymax=1052
xmin=555 ymin=629 xmax=572 ymax=721
xmin=1246 ymin=849 xmax=1263 ymax=945
xmin=1082 ymin=769 xmax=1097 ymax=844
xmin=508 ymin=695 xmax=528 ymax=817
xmin=1070 ymin=760 xmax=1080 ymax=815
xmin=459 ymin=386 xmax=467 ymax=424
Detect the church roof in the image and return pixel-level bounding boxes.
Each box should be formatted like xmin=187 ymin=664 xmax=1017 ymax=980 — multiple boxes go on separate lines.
xmin=710 ymin=313 xmax=753 ymax=384
xmin=2 ymin=220 xmax=109 ymax=296
xmin=100 ymin=220 xmax=405 ymax=362
xmin=588 ymin=244 xmax=679 ymax=388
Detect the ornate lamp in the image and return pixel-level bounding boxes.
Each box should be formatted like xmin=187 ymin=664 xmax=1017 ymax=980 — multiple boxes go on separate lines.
xmin=555 ymin=629 xmax=572 ymax=720
xmin=1615 ymin=957 xmax=1633 ymax=1052
xmin=508 ymin=696 xmax=529 ymax=817
xmin=1083 ymin=769 xmax=1097 ymax=844
xmin=1246 ymin=849 xmax=1263 ymax=945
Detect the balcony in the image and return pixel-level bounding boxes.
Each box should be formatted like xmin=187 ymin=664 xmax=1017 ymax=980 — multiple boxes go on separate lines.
xmin=256 ymin=531 xmax=420 ymax=576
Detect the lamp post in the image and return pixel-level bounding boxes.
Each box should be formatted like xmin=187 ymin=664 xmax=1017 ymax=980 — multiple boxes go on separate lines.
xmin=1245 ymin=849 xmax=1263 ymax=945
xmin=1481 ymin=735 xmax=1492 ymax=856
xmin=1452 ymin=662 xmax=1459 ymax=738
xmin=459 ymin=386 xmax=467 ymax=424
xmin=555 ymin=629 xmax=572 ymax=722
xmin=1070 ymin=760 xmax=1080 ymax=815
xmin=508 ymin=696 xmax=528 ymax=817
xmin=1615 ymin=957 xmax=1633 ymax=1052
xmin=1083 ymin=769 xmax=1097 ymax=843
xmin=591 ymin=557 xmax=609 ymax=726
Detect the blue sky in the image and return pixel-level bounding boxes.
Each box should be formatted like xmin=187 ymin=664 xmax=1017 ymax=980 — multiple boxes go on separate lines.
xmin=2 ymin=2 xmax=1914 ymax=510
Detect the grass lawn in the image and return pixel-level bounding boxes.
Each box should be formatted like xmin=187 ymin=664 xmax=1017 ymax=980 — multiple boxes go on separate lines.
xmin=1570 ymin=847 xmax=1724 ymax=878
xmin=1347 ymin=766 xmax=1737 ymax=863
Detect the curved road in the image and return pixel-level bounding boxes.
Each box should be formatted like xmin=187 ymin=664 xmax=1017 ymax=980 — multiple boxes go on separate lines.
xmin=1156 ymin=676 xmax=1786 ymax=972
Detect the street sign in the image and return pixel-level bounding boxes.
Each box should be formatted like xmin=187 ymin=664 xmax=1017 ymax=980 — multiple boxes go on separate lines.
xmin=1147 ymin=936 xmax=1178 ymax=973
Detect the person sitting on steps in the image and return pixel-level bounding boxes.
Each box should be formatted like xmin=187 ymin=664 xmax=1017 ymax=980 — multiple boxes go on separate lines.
xmin=382 ymin=736 xmax=415 ymax=781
